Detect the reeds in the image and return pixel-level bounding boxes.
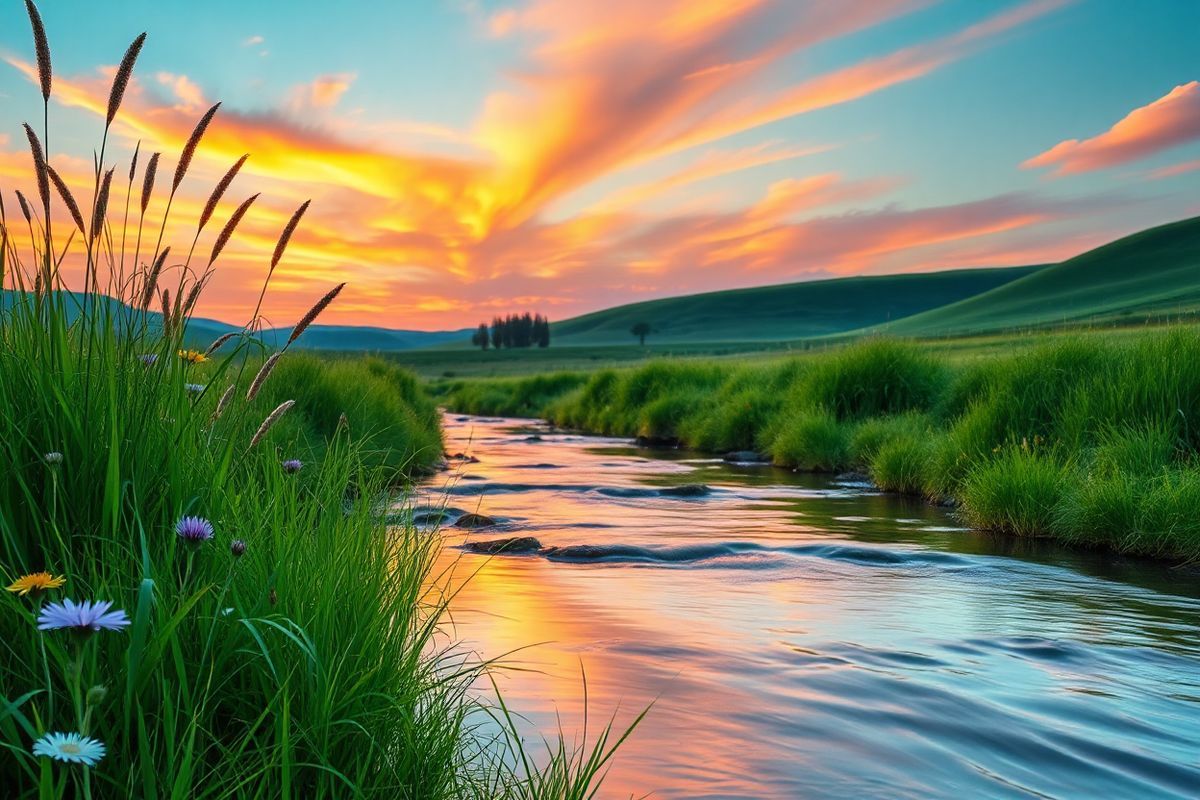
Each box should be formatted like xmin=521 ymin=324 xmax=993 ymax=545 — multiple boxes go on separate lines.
xmin=106 ymin=33 xmax=146 ymax=125
xmin=249 ymin=399 xmax=294 ymax=447
xmin=173 ymin=103 xmax=220 ymax=192
xmin=23 ymin=0 xmax=50 ymax=101
xmin=288 ymin=281 xmax=344 ymax=345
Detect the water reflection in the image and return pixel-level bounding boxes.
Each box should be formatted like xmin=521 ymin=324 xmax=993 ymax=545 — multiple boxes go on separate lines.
xmin=418 ymin=415 xmax=1200 ymax=799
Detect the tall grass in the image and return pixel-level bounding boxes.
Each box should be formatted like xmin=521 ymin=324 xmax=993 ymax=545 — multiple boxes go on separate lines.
xmin=1 ymin=9 xmax=631 ymax=798
xmin=438 ymin=332 xmax=1200 ymax=560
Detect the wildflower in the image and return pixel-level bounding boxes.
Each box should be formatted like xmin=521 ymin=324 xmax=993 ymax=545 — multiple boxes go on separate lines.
xmin=86 ymin=685 xmax=108 ymax=706
xmin=7 ymin=572 xmax=65 ymax=597
xmin=281 ymin=459 xmax=303 ymax=474
xmin=185 ymin=383 xmax=206 ymax=395
xmin=178 ymin=349 xmax=208 ymax=364
xmin=138 ymin=353 xmax=159 ymax=367
xmin=42 ymin=451 xmax=63 ymax=465
xmin=32 ymin=732 xmax=106 ymax=767
xmin=230 ymin=539 xmax=246 ymax=558
xmin=175 ymin=515 xmax=214 ymax=545
xmin=37 ymin=599 xmax=130 ymax=634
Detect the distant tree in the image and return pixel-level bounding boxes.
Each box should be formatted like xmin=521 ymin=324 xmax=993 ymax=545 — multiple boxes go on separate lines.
xmin=471 ymin=323 xmax=490 ymax=350
xmin=535 ymin=314 xmax=551 ymax=347
xmin=490 ymin=317 xmax=502 ymax=349
xmin=631 ymin=321 xmax=652 ymax=346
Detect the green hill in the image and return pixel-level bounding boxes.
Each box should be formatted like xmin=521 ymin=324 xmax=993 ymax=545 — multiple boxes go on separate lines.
xmin=549 ymin=265 xmax=1040 ymax=345
xmin=881 ymin=216 xmax=1200 ymax=337
xmin=0 ymin=291 xmax=468 ymax=351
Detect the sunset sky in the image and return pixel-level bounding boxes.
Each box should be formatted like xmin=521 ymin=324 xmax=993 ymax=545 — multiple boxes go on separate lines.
xmin=1 ymin=0 xmax=1198 ymax=329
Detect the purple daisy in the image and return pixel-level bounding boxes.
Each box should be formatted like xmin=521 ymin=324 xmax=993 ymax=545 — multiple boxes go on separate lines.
xmin=281 ymin=459 xmax=303 ymax=474
xmin=175 ymin=515 xmax=214 ymax=545
xmin=37 ymin=599 xmax=130 ymax=634
xmin=138 ymin=354 xmax=159 ymax=367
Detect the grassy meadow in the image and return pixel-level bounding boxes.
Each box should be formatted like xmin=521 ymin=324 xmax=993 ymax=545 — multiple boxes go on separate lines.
xmin=436 ymin=330 xmax=1200 ymax=561
xmin=0 ymin=9 xmax=631 ymax=798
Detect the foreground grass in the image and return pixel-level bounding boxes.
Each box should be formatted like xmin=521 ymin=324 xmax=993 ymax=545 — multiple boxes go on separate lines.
xmin=436 ymin=330 xmax=1200 ymax=561
xmin=1 ymin=10 xmax=632 ymax=795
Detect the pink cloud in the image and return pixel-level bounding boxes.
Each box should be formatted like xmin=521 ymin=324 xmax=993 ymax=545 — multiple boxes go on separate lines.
xmin=1148 ymin=158 xmax=1200 ymax=180
xmin=1024 ymin=81 xmax=1200 ymax=175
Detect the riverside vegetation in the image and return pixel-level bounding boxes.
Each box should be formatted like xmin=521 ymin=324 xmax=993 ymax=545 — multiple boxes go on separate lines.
xmin=438 ymin=331 xmax=1200 ymax=561
xmin=0 ymin=5 xmax=631 ymax=797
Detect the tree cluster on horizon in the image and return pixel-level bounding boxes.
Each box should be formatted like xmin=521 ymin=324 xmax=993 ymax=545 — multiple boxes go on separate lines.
xmin=471 ymin=313 xmax=551 ymax=349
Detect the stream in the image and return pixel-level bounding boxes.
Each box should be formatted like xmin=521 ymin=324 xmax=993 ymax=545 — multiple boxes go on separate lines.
xmin=418 ymin=413 xmax=1200 ymax=799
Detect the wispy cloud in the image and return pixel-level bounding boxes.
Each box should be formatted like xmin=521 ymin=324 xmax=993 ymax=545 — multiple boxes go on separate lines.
xmin=0 ymin=0 xmax=1100 ymax=327
xmin=1024 ymin=81 xmax=1200 ymax=175
xmin=243 ymin=35 xmax=265 ymax=47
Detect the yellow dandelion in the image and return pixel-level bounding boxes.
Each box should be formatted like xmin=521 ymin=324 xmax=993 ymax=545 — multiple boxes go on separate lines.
xmin=7 ymin=572 xmax=66 ymax=597
xmin=178 ymin=349 xmax=208 ymax=364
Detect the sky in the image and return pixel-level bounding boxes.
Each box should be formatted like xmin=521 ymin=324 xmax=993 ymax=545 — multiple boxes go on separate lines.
xmin=0 ymin=0 xmax=1198 ymax=330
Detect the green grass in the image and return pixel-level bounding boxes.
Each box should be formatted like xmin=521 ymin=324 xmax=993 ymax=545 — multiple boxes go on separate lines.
xmin=0 ymin=14 xmax=632 ymax=797
xmin=437 ymin=330 xmax=1200 ymax=561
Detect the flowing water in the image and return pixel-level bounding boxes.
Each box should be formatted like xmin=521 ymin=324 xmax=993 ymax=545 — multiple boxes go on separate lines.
xmin=418 ymin=414 xmax=1200 ymax=799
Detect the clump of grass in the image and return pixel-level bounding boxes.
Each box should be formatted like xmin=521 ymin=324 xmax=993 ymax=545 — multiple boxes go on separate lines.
xmin=768 ymin=408 xmax=850 ymax=472
xmin=794 ymin=338 xmax=947 ymax=421
xmin=849 ymin=412 xmax=930 ymax=466
xmin=959 ymin=447 xmax=1073 ymax=537
xmin=870 ymin=435 xmax=932 ymax=495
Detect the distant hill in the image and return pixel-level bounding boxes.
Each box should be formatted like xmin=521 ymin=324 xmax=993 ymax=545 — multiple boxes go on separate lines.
xmin=548 ymin=265 xmax=1041 ymax=345
xmin=880 ymin=216 xmax=1200 ymax=337
xmin=0 ymin=291 xmax=469 ymax=352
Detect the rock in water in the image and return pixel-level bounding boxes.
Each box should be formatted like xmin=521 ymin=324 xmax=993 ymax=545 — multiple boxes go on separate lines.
xmin=659 ymin=483 xmax=710 ymax=497
xmin=724 ymin=450 xmax=768 ymax=463
xmin=462 ymin=537 xmax=542 ymax=555
xmin=455 ymin=512 xmax=498 ymax=529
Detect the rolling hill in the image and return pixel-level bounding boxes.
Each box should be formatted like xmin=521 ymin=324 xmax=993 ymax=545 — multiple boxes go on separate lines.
xmin=547 ymin=265 xmax=1041 ymax=345
xmin=880 ymin=215 xmax=1200 ymax=338
xmin=0 ymin=291 xmax=468 ymax=351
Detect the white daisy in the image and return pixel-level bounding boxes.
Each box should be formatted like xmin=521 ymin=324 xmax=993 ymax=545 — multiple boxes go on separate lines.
xmin=32 ymin=732 xmax=106 ymax=767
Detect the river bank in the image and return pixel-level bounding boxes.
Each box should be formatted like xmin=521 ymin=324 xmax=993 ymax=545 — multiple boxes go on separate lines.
xmin=435 ymin=330 xmax=1200 ymax=561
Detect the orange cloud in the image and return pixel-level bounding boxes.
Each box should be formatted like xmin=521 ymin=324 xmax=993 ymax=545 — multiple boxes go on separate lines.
xmin=1 ymin=0 xmax=1087 ymax=329
xmin=1024 ymin=81 xmax=1200 ymax=175
xmin=287 ymin=73 xmax=357 ymax=111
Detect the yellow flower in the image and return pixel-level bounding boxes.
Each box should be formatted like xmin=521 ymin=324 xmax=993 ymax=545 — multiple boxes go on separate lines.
xmin=6 ymin=572 xmax=66 ymax=596
xmin=178 ymin=349 xmax=208 ymax=364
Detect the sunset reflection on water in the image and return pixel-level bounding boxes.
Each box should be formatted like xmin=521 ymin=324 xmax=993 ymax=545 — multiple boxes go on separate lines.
xmin=418 ymin=415 xmax=1200 ymax=799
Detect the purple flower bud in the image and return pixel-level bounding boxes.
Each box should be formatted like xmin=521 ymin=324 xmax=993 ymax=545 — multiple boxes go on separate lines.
xmin=281 ymin=459 xmax=303 ymax=474
xmin=230 ymin=539 xmax=246 ymax=558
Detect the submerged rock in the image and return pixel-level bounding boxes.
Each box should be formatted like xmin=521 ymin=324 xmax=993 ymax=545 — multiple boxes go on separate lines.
xmin=659 ymin=483 xmax=711 ymax=498
xmin=462 ymin=536 xmax=542 ymax=555
xmin=635 ymin=435 xmax=679 ymax=448
xmin=455 ymin=512 xmax=498 ymax=529
xmin=724 ymin=450 xmax=768 ymax=463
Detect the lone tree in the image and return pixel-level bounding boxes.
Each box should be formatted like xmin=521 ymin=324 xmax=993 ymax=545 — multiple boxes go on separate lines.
xmin=470 ymin=323 xmax=490 ymax=350
xmin=630 ymin=321 xmax=652 ymax=346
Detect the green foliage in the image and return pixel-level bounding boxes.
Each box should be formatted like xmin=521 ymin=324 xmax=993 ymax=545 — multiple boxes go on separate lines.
xmin=768 ymin=409 xmax=850 ymax=472
xmin=870 ymin=436 xmax=932 ymax=495
xmin=959 ymin=448 xmax=1073 ymax=537
xmin=793 ymin=339 xmax=947 ymax=421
